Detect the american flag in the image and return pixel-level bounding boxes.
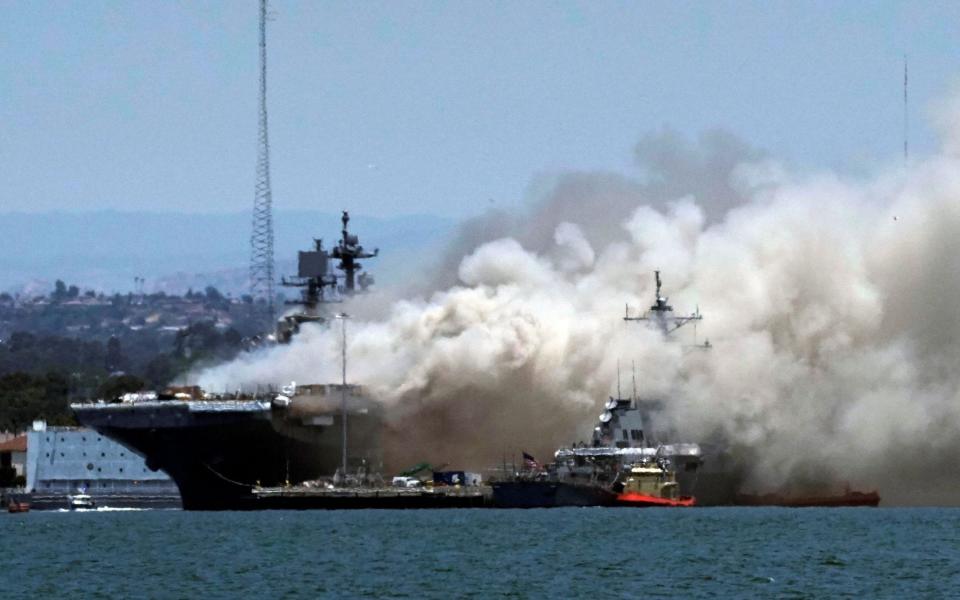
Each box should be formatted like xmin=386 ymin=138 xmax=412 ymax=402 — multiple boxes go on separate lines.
xmin=522 ymin=452 xmax=539 ymax=470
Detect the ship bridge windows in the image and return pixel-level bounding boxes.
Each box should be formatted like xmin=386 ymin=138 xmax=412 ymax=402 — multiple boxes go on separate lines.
xmin=622 ymin=430 xmax=629 ymax=441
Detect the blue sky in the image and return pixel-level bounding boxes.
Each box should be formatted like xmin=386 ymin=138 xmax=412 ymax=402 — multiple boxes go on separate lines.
xmin=3 ymin=1 xmax=959 ymax=218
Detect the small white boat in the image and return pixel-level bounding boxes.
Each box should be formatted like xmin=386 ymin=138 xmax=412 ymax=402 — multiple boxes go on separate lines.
xmin=67 ymin=494 xmax=96 ymax=510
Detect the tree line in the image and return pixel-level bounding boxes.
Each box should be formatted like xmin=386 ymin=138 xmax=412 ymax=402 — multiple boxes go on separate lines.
xmin=0 ymin=321 xmax=249 ymax=432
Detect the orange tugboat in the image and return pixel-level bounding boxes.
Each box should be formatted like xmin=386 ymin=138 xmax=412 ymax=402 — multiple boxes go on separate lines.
xmin=616 ymin=462 xmax=696 ymax=507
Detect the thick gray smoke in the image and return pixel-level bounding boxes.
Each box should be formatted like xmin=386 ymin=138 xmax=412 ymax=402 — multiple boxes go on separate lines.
xmin=196 ymin=115 xmax=960 ymax=504
xmin=425 ymin=128 xmax=762 ymax=293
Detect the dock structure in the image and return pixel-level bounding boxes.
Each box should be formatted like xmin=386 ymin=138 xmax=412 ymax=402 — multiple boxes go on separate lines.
xmin=251 ymin=484 xmax=491 ymax=509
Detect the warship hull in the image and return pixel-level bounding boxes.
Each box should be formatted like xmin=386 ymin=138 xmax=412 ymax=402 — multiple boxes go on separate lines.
xmin=72 ymin=393 xmax=383 ymax=510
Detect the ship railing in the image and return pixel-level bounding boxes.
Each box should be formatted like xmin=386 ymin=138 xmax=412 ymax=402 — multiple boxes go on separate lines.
xmin=554 ymin=444 xmax=702 ymax=460
xmin=70 ymin=399 xmax=272 ymax=412
xmin=254 ymin=484 xmax=488 ymax=497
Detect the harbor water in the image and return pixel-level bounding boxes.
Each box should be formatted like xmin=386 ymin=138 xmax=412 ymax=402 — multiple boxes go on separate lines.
xmin=3 ymin=507 xmax=958 ymax=598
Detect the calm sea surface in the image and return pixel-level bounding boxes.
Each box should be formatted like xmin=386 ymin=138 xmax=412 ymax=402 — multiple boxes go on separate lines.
xmin=2 ymin=507 xmax=958 ymax=598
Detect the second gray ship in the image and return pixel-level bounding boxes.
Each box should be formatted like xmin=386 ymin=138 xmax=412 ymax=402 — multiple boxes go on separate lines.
xmin=492 ymin=272 xmax=742 ymax=507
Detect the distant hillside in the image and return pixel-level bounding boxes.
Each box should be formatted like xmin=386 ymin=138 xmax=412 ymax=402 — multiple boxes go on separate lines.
xmin=0 ymin=211 xmax=456 ymax=295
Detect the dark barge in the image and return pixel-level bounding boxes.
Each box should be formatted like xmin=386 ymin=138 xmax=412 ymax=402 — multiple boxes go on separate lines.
xmin=251 ymin=485 xmax=490 ymax=509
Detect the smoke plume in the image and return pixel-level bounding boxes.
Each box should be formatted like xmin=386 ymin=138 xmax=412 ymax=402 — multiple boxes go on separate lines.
xmin=196 ymin=109 xmax=960 ymax=504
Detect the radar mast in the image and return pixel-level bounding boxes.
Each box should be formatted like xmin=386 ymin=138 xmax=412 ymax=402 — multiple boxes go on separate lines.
xmin=277 ymin=212 xmax=380 ymax=343
xmin=332 ymin=211 xmax=379 ymax=294
xmin=624 ymin=271 xmax=708 ymax=347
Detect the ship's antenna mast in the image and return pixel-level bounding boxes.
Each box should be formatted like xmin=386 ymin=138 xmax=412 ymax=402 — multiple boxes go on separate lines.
xmin=693 ymin=305 xmax=699 ymax=345
xmin=904 ymin=54 xmax=909 ymax=163
xmin=631 ymin=360 xmax=637 ymax=407
xmin=617 ymin=359 xmax=622 ymax=400
xmin=249 ymin=0 xmax=276 ymax=327
xmin=624 ymin=270 xmax=701 ymax=334
xmin=337 ymin=312 xmax=350 ymax=476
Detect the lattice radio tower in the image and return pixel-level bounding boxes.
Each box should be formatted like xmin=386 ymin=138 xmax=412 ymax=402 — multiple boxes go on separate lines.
xmin=250 ymin=0 xmax=275 ymax=324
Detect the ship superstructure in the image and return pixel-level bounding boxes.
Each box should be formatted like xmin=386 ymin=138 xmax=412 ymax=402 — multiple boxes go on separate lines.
xmin=278 ymin=211 xmax=379 ymax=342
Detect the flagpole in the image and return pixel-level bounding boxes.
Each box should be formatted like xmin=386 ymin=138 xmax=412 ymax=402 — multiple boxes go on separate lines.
xmin=336 ymin=312 xmax=349 ymax=477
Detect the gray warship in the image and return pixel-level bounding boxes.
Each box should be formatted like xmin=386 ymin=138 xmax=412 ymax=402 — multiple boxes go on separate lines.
xmin=491 ymin=394 xmax=704 ymax=508
xmin=72 ymin=212 xmax=385 ymax=510
xmin=621 ymin=271 xmax=743 ymax=504
xmin=493 ymin=271 xmax=742 ymax=507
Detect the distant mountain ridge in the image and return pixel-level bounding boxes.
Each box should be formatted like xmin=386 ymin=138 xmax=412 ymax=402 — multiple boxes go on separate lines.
xmin=1 ymin=210 xmax=456 ymax=295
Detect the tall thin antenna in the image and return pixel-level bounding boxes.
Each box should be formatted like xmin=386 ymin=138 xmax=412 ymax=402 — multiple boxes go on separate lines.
xmin=616 ymin=359 xmax=622 ymax=400
xmin=631 ymin=360 xmax=637 ymax=404
xmin=338 ymin=313 xmax=349 ymax=476
xmin=250 ymin=0 xmax=276 ymax=326
xmin=904 ymin=54 xmax=909 ymax=163
xmin=693 ymin=305 xmax=698 ymax=346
